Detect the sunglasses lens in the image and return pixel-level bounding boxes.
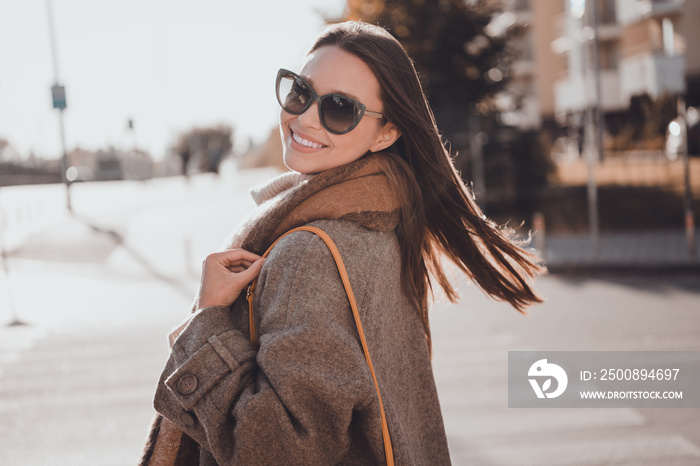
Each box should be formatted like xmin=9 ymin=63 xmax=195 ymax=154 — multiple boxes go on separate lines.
xmin=276 ymin=70 xmax=364 ymax=135
xmin=320 ymin=95 xmax=359 ymax=134
xmin=277 ymin=74 xmax=311 ymax=114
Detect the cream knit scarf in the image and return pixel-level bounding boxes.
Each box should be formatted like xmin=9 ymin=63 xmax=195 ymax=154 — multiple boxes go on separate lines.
xmin=225 ymin=151 xmax=402 ymax=256
xmin=139 ymin=151 xmax=403 ymax=466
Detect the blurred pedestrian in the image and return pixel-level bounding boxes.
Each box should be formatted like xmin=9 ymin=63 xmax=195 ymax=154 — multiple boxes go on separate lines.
xmin=140 ymin=21 xmax=544 ymax=466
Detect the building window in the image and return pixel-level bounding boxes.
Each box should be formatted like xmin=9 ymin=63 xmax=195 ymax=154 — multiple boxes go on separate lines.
xmin=519 ymin=28 xmax=536 ymax=61
xmin=596 ymin=0 xmax=616 ymax=24
xmin=598 ymin=41 xmax=619 ymax=70
xmin=662 ymin=17 xmax=675 ymax=56
xmin=513 ymin=0 xmax=530 ymax=11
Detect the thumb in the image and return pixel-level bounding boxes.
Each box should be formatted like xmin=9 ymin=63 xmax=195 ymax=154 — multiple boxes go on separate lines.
xmin=237 ymin=257 xmax=265 ymax=282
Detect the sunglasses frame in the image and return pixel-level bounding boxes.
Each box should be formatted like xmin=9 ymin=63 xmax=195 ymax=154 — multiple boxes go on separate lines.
xmin=276 ymin=68 xmax=384 ymax=135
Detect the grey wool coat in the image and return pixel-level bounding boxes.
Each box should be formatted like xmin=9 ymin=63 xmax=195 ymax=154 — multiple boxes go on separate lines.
xmin=153 ymin=219 xmax=452 ymax=465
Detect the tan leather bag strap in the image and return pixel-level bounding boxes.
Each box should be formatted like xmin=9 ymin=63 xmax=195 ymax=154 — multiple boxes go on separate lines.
xmin=246 ymin=225 xmax=394 ymax=466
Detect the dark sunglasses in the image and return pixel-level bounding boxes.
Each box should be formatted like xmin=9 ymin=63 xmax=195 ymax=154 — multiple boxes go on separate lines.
xmin=275 ymin=68 xmax=384 ymax=135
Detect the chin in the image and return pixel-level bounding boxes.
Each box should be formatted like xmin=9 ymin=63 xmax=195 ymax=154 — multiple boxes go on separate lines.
xmin=282 ymin=150 xmax=312 ymax=174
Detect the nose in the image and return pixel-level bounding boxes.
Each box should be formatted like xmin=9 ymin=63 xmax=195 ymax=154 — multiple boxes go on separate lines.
xmin=296 ymin=100 xmax=323 ymax=130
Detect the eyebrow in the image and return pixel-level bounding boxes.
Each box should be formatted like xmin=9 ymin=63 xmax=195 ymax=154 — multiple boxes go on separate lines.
xmin=302 ymin=74 xmax=363 ymax=102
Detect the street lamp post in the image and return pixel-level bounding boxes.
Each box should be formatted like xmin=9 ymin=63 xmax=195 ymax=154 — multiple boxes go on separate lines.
xmin=677 ymin=97 xmax=696 ymax=257
xmin=573 ymin=0 xmax=602 ymax=253
xmin=585 ymin=0 xmax=602 ymax=253
xmin=46 ymin=0 xmax=72 ymax=213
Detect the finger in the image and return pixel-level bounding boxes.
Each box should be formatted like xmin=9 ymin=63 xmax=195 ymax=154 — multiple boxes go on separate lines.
xmin=226 ymin=248 xmax=262 ymax=259
xmin=236 ymin=258 xmax=265 ymax=282
xmin=217 ymin=249 xmax=262 ymax=264
xmin=223 ymin=259 xmax=256 ymax=270
xmin=206 ymin=250 xmax=260 ymax=269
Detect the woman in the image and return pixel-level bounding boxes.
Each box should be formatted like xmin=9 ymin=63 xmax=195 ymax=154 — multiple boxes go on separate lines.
xmin=141 ymin=21 xmax=543 ymax=466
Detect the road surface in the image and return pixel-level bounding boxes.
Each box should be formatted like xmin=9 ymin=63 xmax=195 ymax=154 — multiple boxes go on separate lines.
xmin=1 ymin=169 xmax=699 ymax=465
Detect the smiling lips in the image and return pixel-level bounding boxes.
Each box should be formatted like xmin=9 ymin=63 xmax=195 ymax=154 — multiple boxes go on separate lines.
xmin=291 ymin=129 xmax=327 ymax=150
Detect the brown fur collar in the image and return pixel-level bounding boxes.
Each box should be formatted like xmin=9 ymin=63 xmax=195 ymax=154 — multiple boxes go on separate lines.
xmin=225 ymin=151 xmax=402 ymax=255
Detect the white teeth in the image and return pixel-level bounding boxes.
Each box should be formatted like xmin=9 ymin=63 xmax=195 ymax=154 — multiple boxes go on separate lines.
xmin=292 ymin=131 xmax=324 ymax=149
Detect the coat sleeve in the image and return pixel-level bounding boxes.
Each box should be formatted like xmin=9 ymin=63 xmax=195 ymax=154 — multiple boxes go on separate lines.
xmin=153 ymin=230 xmax=380 ymax=465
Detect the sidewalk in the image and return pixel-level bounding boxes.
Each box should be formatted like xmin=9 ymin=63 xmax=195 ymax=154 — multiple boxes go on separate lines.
xmin=543 ymin=230 xmax=700 ymax=273
xmin=0 ymin=167 xmax=276 ymax=465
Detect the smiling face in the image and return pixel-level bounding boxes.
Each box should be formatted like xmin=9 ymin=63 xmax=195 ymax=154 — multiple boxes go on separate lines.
xmin=279 ymin=46 xmax=400 ymax=174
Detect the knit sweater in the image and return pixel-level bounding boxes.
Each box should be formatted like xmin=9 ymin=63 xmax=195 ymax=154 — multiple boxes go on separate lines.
xmin=150 ymin=154 xmax=452 ymax=465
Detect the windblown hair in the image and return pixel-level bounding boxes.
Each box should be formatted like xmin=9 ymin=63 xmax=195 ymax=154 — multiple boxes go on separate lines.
xmin=310 ymin=21 xmax=545 ymax=353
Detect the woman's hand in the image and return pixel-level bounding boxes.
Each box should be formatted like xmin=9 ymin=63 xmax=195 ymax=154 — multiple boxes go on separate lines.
xmin=196 ymin=249 xmax=265 ymax=310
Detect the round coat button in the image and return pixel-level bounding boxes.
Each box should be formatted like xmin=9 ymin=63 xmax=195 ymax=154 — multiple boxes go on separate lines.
xmin=179 ymin=411 xmax=196 ymax=428
xmin=177 ymin=374 xmax=198 ymax=395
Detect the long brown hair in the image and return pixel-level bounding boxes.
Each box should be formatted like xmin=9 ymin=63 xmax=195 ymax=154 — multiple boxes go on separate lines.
xmin=311 ymin=22 xmax=545 ymax=352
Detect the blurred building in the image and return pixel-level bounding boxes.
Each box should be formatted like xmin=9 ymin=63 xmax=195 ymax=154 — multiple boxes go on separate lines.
xmin=120 ymin=149 xmax=154 ymax=181
xmin=237 ymin=128 xmax=286 ymax=171
xmin=498 ymin=0 xmax=700 ymax=129
xmin=67 ymin=147 xmax=153 ymax=181
xmin=67 ymin=147 xmax=97 ymax=181
xmin=493 ymin=0 xmax=565 ymax=129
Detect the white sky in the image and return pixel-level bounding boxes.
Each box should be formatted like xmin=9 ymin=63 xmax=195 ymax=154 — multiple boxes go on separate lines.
xmin=0 ymin=0 xmax=346 ymax=160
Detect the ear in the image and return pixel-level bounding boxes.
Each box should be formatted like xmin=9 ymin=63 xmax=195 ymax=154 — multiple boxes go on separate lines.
xmin=369 ymin=121 xmax=401 ymax=153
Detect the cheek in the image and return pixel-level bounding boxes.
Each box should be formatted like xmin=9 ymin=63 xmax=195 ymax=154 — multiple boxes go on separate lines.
xmin=280 ymin=110 xmax=294 ymax=131
xmin=331 ymin=129 xmax=377 ymax=161
xmin=339 ymin=125 xmax=379 ymax=151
